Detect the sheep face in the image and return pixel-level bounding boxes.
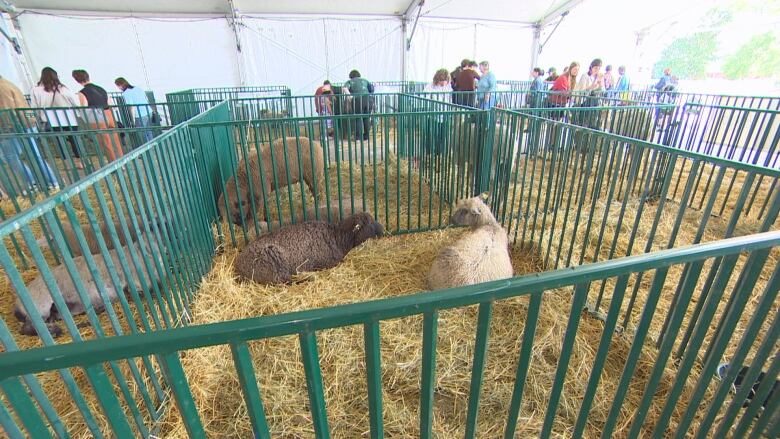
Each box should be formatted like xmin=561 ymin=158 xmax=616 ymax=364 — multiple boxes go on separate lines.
xmin=450 ymin=195 xmax=491 ymax=226
xmin=220 ymin=182 xmax=253 ymax=225
xmin=340 ymin=212 xmax=384 ymax=246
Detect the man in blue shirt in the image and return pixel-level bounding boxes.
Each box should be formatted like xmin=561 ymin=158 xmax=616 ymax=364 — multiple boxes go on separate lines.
xmin=654 ymin=68 xmax=673 ymax=91
xmin=614 ymin=66 xmax=630 ymax=92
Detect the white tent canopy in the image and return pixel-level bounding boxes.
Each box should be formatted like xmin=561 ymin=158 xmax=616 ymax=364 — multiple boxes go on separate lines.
xmin=1 ymin=0 xmax=583 ymax=97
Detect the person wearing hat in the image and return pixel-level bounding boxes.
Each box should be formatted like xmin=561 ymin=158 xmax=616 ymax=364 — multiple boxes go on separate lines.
xmin=545 ymin=67 xmax=558 ymax=83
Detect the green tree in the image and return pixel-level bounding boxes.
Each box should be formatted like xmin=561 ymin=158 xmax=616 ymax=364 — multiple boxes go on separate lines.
xmin=652 ymin=32 xmax=718 ymax=80
xmin=722 ymin=32 xmax=780 ymax=79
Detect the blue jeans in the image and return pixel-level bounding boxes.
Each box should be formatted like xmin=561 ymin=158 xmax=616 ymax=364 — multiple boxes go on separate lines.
xmin=0 ymin=130 xmax=58 ymax=190
xmin=136 ymin=116 xmax=154 ymax=143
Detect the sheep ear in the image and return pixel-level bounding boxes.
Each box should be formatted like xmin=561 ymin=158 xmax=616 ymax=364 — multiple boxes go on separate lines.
xmin=470 ymin=207 xmax=481 ymax=215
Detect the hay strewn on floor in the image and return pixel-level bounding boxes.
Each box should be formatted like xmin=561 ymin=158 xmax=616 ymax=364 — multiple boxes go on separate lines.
xmin=159 ymin=214 xmax=776 ymax=438
xmin=1 ymin=146 xmax=777 ymax=438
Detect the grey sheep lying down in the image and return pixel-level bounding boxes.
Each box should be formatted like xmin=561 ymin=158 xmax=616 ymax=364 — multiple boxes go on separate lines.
xmin=14 ymin=239 xmax=165 ymax=337
xmin=234 ymin=212 xmax=384 ymax=284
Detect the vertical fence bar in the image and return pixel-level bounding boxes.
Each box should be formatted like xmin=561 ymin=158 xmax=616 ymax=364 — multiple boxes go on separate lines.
xmin=299 ymin=331 xmax=330 ymax=439
xmin=0 ymin=378 xmax=53 ymax=439
xmin=161 ymin=352 xmax=206 ymax=439
xmin=540 ymin=283 xmax=590 ymax=437
xmin=503 ymin=291 xmax=542 ymax=439
xmin=464 ymin=301 xmax=494 ymax=439
xmin=230 ymin=341 xmax=271 ymax=439
xmin=419 ymin=311 xmax=439 ymax=439
xmin=363 ymin=321 xmax=384 ymax=439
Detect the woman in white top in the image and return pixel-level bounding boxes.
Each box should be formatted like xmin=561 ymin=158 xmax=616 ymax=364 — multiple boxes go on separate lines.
xmin=423 ymin=68 xmax=451 ymax=155
xmin=575 ymin=59 xmax=605 ymax=93
xmin=423 ymin=68 xmax=452 ymax=101
xmin=574 ymin=58 xmax=606 ymax=108
xmin=30 ymin=67 xmax=84 ymax=170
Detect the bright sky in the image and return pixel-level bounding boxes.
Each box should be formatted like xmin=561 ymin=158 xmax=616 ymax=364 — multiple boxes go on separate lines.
xmin=535 ymin=0 xmax=780 ymax=93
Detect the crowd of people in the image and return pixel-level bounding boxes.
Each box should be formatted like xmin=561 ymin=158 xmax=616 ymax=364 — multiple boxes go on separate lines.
xmin=0 ymin=67 xmax=155 ymax=197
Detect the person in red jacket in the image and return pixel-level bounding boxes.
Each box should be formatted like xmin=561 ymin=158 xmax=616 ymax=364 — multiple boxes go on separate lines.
xmin=547 ymin=61 xmax=580 ymax=119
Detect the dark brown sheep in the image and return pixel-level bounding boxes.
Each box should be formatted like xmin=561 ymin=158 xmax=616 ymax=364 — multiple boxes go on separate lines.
xmin=233 ymin=212 xmax=384 ymax=284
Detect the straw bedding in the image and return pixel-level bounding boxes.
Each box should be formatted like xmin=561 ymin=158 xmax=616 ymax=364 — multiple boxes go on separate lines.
xmin=158 ymin=164 xmax=777 ymax=438
xmin=1 ymin=153 xmax=777 ymax=438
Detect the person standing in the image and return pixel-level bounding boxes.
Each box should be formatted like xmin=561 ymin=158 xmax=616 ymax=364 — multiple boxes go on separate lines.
xmin=315 ymin=80 xmax=334 ymax=135
xmin=614 ymin=66 xmax=631 ymax=101
xmin=30 ymin=67 xmax=84 ymax=171
xmin=654 ymin=68 xmax=673 ymax=91
xmin=527 ymin=67 xmax=546 ymax=108
xmin=345 ymin=70 xmax=374 ymax=140
xmin=114 ymin=77 xmax=154 ymax=146
xmin=603 ymin=65 xmax=615 ymax=91
xmin=545 ymin=67 xmax=558 ymax=83
xmin=423 ymin=69 xmax=451 ymax=155
xmin=576 ymin=58 xmax=605 ymax=93
xmin=455 ymin=61 xmax=480 ymax=108
xmin=72 ymin=70 xmax=123 ymax=162
xmin=547 ymin=61 xmax=580 ymax=116
xmin=450 ymin=59 xmax=469 ymax=105
xmin=0 ymin=75 xmax=59 ymax=194
xmin=476 ymin=61 xmax=497 ymax=110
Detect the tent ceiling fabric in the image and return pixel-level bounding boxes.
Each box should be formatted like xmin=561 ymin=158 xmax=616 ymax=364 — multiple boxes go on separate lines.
xmin=10 ymin=0 xmax=577 ymax=23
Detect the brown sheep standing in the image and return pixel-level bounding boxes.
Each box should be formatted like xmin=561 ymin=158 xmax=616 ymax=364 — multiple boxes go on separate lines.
xmin=234 ymin=212 xmax=384 ymax=284
xmin=218 ymin=136 xmax=325 ymax=225
xmin=427 ymin=195 xmax=513 ymax=290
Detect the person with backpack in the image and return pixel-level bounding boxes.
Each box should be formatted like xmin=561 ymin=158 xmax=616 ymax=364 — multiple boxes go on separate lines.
xmin=345 ymin=70 xmax=374 ymax=140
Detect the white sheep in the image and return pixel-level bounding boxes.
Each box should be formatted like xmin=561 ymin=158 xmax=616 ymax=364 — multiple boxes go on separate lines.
xmin=13 ymin=239 xmax=164 ymax=337
xmin=427 ymin=195 xmax=513 ymax=290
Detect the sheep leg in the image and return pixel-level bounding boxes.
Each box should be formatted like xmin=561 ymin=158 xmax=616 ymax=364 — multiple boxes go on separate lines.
xmin=19 ymin=319 xmax=62 ymax=338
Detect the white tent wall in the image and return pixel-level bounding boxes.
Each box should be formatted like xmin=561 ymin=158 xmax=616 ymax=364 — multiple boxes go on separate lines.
xmin=407 ymin=18 xmax=534 ymax=83
xmin=241 ymin=16 xmax=403 ymax=95
xmin=0 ymin=14 xmax=23 ymax=84
xmin=16 ymin=13 xmax=239 ymax=97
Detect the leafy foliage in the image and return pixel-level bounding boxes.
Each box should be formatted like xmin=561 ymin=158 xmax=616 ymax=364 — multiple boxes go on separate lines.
xmin=652 ymin=32 xmax=718 ymax=80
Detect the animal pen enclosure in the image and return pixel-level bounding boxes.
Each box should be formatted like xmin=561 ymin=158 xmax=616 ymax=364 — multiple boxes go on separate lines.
xmin=0 ymin=93 xmax=778 ymax=438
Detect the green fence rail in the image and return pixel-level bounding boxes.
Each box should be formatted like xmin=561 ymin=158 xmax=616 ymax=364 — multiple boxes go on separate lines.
xmin=191 ymin=94 xmax=478 ymax=247
xmin=0 ymin=102 xmax=231 ymax=438
xmin=496 ymin=79 xmax=533 ymax=92
xmin=0 ymin=100 xmax=224 ymax=200
xmin=165 ymin=86 xmax=292 ymax=123
xmin=1 ymin=230 xmax=778 ymax=438
xmin=672 ymin=103 xmax=780 ymax=168
xmin=1 ymin=96 xmax=778 ymax=438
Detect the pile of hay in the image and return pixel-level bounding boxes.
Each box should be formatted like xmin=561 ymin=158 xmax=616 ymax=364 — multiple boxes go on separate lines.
xmin=159 ymin=215 xmax=775 ymax=438
xmin=1 ymin=148 xmax=776 ymax=437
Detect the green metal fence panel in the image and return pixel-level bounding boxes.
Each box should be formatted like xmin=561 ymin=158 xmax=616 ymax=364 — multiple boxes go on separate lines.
xmin=672 ymin=103 xmax=780 ymax=168
xmin=0 ymin=231 xmax=778 ymax=437
xmin=0 ymin=103 xmax=227 ymax=437
xmin=1 ymin=93 xmax=779 ymax=437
